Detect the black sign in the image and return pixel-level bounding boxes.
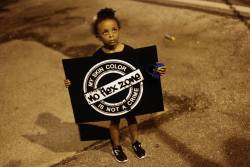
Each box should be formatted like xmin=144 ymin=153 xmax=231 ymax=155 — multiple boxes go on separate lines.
xmin=62 ymin=45 xmax=164 ymax=123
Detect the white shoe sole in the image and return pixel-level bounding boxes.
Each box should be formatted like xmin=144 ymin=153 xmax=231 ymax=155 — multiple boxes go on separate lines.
xmin=135 ymin=153 xmax=146 ymax=159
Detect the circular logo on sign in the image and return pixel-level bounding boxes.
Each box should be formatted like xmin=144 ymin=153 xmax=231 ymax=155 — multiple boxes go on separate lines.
xmin=83 ymin=59 xmax=144 ymax=116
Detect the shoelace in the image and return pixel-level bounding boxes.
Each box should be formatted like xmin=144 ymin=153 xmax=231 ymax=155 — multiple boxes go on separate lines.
xmin=113 ymin=148 xmax=123 ymax=156
xmin=133 ymin=143 xmax=142 ymax=151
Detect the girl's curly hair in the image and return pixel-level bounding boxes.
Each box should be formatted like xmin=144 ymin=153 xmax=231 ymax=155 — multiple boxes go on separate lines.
xmin=92 ymin=8 xmax=121 ymax=36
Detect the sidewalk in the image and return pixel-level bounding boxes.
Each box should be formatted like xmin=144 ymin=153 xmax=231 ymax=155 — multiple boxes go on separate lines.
xmin=132 ymin=0 xmax=250 ymax=18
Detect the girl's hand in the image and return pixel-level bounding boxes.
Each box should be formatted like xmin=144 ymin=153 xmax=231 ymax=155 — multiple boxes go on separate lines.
xmin=154 ymin=63 xmax=166 ymax=76
xmin=64 ymin=79 xmax=71 ymax=88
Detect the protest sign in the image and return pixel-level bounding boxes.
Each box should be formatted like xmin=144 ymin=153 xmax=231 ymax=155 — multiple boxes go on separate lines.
xmin=62 ymin=45 xmax=164 ymax=123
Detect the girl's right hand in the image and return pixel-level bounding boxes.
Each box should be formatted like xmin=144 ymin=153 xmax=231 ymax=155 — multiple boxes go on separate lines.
xmin=64 ymin=79 xmax=71 ymax=88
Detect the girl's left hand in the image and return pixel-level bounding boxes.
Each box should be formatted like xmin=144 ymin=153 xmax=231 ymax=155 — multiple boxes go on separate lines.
xmin=154 ymin=63 xmax=166 ymax=76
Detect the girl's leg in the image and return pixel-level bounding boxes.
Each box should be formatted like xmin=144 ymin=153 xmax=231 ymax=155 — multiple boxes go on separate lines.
xmin=110 ymin=118 xmax=128 ymax=163
xmin=126 ymin=116 xmax=146 ymax=159
xmin=128 ymin=123 xmax=138 ymax=143
xmin=110 ymin=118 xmax=121 ymax=146
xmin=126 ymin=116 xmax=138 ymax=143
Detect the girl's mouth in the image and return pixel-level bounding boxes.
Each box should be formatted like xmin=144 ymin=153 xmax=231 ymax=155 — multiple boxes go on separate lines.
xmin=109 ymin=40 xmax=117 ymax=45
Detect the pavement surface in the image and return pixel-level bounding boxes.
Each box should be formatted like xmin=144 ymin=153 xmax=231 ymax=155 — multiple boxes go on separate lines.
xmin=0 ymin=0 xmax=249 ymax=167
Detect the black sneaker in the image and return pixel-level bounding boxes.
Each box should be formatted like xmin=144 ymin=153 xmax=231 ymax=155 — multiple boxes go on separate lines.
xmin=132 ymin=141 xmax=146 ymax=159
xmin=112 ymin=145 xmax=128 ymax=163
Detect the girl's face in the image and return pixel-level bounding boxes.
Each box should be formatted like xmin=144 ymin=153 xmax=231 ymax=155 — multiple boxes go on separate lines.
xmin=97 ymin=19 xmax=120 ymax=47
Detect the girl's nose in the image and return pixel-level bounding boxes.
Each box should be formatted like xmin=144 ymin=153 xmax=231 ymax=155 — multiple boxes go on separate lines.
xmin=108 ymin=32 xmax=114 ymax=38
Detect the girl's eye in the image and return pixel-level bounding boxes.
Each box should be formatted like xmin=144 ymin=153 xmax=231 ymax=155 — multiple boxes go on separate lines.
xmin=112 ymin=28 xmax=118 ymax=32
xmin=102 ymin=31 xmax=109 ymax=35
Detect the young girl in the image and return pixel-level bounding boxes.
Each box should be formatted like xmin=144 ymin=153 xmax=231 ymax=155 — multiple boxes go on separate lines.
xmin=65 ymin=8 xmax=165 ymax=163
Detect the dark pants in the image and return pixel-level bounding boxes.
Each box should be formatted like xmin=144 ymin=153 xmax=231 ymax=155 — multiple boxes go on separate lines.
xmin=110 ymin=115 xmax=137 ymax=125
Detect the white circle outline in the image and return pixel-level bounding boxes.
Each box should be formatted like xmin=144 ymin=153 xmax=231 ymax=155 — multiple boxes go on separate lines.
xmin=83 ymin=59 xmax=143 ymax=116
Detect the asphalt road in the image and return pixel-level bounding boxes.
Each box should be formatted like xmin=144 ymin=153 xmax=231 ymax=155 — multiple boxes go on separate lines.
xmin=0 ymin=0 xmax=249 ymax=167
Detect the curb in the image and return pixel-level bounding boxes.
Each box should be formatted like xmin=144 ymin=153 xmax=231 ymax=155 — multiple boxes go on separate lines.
xmin=132 ymin=0 xmax=250 ymax=18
